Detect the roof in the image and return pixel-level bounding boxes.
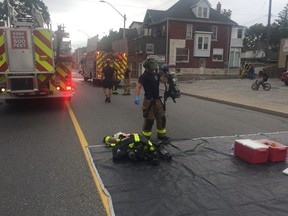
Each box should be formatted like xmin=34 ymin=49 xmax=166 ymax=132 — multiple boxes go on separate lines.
xmin=129 ymin=21 xmax=143 ymax=29
xmin=144 ymin=0 xmax=236 ymax=26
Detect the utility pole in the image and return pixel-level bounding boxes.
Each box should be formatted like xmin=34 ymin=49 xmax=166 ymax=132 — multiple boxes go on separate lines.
xmin=266 ymin=0 xmax=272 ymax=61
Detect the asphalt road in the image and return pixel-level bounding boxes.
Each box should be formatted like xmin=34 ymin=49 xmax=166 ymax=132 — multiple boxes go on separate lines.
xmin=0 ymin=72 xmax=287 ymax=216
xmin=70 ymin=72 xmax=287 ymax=142
xmin=0 ymin=100 xmax=107 ymax=216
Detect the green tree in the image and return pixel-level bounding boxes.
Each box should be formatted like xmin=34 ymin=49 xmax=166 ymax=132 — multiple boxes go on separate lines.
xmin=222 ymin=9 xmax=232 ymax=19
xmin=243 ymin=23 xmax=266 ymax=48
xmin=243 ymin=3 xmax=288 ymax=51
xmin=98 ymin=29 xmax=122 ymax=52
xmin=0 ymin=0 xmax=50 ymax=25
xmin=274 ymin=2 xmax=288 ymax=38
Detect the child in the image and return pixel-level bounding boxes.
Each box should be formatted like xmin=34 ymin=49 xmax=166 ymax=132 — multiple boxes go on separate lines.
xmin=258 ymin=70 xmax=268 ymax=86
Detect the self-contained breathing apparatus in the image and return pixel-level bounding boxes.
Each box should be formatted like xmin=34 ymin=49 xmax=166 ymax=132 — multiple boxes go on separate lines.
xmin=162 ymin=64 xmax=181 ymax=106
xmin=103 ymin=132 xmax=172 ymax=165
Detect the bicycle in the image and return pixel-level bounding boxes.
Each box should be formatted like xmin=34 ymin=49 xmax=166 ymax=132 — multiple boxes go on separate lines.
xmin=251 ymin=79 xmax=271 ymax=91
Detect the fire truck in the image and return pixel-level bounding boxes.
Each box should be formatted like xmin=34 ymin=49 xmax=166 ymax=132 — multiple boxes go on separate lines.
xmin=0 ymin=5 xmax=73 ymax=103
xmin=82 ymin=50 xmax=127 ymax=85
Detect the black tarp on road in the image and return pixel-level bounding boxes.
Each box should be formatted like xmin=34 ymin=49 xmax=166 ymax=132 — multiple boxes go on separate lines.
xmin=89 ymin=132 xmax=288 ymax=216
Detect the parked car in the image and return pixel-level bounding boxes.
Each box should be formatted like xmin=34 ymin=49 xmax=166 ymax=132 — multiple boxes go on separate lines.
xmin=280 ymin=71 xmax=288 ymax=85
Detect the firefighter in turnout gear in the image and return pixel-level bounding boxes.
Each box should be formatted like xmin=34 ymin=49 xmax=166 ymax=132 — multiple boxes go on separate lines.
xmin=102 ymin=60 xmax=116 ymax=103
xmin=134 ymin=58 xmax=169 ymax=141
xmin=122 ymin=66 xmax=131 ymax=95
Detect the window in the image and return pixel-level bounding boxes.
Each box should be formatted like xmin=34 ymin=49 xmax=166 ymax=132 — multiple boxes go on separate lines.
xmin=212 ymin=48 xmax=223 ymax=61
xmin=162 ymin=25 xmax=166 ymax=37
xmin=186 ymin=24 xmax=193 ymax=39
xmin=211 ymin=26 xmax=218 ymax=40
xmin=204 ymin=37 xmax=208 ymax=49
xmin=237 ymin=29 xmax=243 ymax=39
xmin=152 ymin=27 xmax=157 ymax=37
xmin=176 ymin=48 xmax=189 ymax=62
xmin=197 ymin=6 xmax=208 ymax=18
xmin=146 ymin=44 xmax=154 ymax=54
xmin=198 ymin=37 xmax=203 ymax=49
xmin=144 ymin=28 xmax=149 ymax=36
xmin=203 ymin=7 xmax=208 ymax=18
xmin=198 ymin=7 xmax=203 ymax=17
xmin=138 ymin=44 xmax=142 ymax=54
xmin=194 ymin=33 xmax=211 ymax=57
xmin=198 ymin=36 xmax=209 ymax=50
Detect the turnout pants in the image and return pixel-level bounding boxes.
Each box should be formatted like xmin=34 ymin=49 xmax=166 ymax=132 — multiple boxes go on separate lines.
xmin=123 ymin=78 xmax=130 ymax=94
xmin=142 ymin=97 xmax=166 ymax=139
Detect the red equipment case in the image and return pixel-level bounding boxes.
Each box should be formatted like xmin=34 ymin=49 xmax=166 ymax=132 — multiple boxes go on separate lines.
xmin=256 ymin=139 xmax=287 ymax=162
xmin=234 ymin=139 xmax=269 ymax=164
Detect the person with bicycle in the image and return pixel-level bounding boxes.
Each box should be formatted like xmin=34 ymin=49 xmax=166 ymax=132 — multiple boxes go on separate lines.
xmin=258 ymin=70 xmax=268 ymax=87
xmin=251 ymin=70 xmax=271 ymax=91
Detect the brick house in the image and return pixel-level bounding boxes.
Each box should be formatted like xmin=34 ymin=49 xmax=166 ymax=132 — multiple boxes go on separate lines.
xmin=127 ymin=0 xmax=237 ymax=78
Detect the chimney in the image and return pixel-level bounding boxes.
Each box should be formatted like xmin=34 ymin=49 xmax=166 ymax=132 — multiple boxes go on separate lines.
xmin=216 ymin=2 xmax=221 ymax=13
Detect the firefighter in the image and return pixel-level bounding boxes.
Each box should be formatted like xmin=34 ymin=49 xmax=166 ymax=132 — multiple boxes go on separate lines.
xmin=102 ymin=60 xmax=116 ymax=103
xmin=134 ymin=57 xmax=169 ymax=141
xmin=112 ymin=68 xmax=119 ymax=95
xmin=122 ymin=66 xmax=131 ymax=95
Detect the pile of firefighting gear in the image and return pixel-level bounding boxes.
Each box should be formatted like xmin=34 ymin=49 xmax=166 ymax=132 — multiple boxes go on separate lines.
xmin=103 ymin=132 xmax=171 ymax=165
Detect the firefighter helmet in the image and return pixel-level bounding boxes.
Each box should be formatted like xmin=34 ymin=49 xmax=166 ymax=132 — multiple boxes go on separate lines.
xmin=143 ymin=58 xmax=159 ymax=71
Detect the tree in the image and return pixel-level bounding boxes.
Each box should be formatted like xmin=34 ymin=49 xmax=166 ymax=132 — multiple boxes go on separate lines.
xmin=0 ymin=0 xmax=50 ymax=25
xmin=98 ymin=29 xmax=122 ymax=52
xmin=274 ymin=2 xmax=288 ymax=38
xmin=243 ymin=23 xmax=266 ymax=49
xmin=243 ymin=3 xmax=288 ymax=51
xmin=222 ymin=9 xmax=232 ymax=19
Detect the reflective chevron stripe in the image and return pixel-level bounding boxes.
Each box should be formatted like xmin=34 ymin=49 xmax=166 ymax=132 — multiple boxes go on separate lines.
xmin=33 ymin=29 xmax=54 ymax=72
xmin=51 ymin=61 xmax=72 ymax=91
xmin=96 ymin=51 xmax=107 ymax=75
xmin=96 ymin=52 xmax=127 ymax=80
xmin=113 ymin=53 xmax=127 ymax=79
xmin=0 ymin=29 xmax=8 ymax=73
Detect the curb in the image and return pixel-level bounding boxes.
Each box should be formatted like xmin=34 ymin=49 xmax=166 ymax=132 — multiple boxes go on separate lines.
xmin=181 ymin=92 xmax=288 ymax=118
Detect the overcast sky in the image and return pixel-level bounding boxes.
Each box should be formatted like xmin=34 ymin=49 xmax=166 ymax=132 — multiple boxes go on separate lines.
xmin=43 ymin=0 xmax=286 ymax=50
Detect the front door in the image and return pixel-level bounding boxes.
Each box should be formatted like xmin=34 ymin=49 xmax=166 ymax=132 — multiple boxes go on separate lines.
xmin=199 ymin=58 xmax=206 ymax=74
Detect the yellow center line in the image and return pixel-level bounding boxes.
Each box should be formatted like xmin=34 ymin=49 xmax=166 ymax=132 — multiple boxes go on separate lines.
xmin=66 ymin=102 xmax=111 ymax=216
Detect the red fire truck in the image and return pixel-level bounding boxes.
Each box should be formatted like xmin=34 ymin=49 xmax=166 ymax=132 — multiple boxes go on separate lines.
xmin=0 ymin=4 xmax=73 ymax=103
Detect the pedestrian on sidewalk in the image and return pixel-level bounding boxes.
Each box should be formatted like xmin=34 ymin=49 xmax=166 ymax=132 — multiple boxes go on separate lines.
xmin=102 ymin=60 xmax=115 ymax=103
xmin=134 ymin=57 xmax=169 ymax=141
xmin=122 ymin=66 xmax=131 ymax=95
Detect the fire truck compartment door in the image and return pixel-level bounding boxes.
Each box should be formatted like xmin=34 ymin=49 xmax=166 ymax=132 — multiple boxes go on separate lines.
xmin=6 ymin=29 xmax=34 ymax=72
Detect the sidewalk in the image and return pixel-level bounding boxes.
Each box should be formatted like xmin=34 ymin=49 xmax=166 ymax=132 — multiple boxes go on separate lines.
xmin=177 ymin=78 xmax=288 ymax=118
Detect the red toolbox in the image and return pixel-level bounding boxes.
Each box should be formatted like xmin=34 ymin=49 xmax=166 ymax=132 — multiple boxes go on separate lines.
xmin=256 ymin=139 xmax=287 ymax=162
xmin=234 ymin=139 xmax=269 ymax=164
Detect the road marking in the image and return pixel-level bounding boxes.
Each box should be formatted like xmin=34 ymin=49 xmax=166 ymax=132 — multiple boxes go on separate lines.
xmin=66 ymin=102 xmax=111 ymax=216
